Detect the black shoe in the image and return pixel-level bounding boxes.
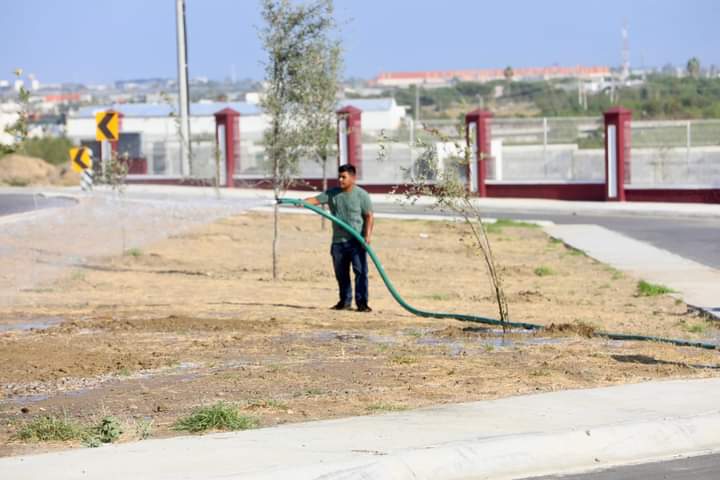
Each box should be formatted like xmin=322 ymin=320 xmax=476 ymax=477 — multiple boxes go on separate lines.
xmin=356 ymin=303 xmax=372 ymax=312
xmin=331 ymin=301 xmax=352 ymax=310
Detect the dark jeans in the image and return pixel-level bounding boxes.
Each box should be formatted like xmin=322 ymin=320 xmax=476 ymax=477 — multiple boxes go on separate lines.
xmin=331 ymin=239 xmax=368 ymax=306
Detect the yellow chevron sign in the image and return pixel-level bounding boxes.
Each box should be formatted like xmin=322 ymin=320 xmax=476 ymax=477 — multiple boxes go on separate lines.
xmin=96 ymin=111 xmax=120 ymax=141
xmin=69 ymin=147 xmax=92 ymax=173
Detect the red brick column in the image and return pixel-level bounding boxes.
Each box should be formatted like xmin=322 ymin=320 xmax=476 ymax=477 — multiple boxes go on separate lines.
xmin=336 ymin=105 xmax=363 ymax=178
xmin=603 ymin=107 xmax=632 ymax=201
xmin=465 ymin=109 xmax=493 ymax=197
xmin=214 ymin=108 xmax=240 ymax=188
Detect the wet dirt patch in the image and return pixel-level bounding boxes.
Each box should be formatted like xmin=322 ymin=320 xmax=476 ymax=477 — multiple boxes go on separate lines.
xmin=0 ymin=315 xmax=63 ymax=333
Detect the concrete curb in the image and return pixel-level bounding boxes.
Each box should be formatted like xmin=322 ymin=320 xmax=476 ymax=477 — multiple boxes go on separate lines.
xmin=3 ymin=380 xmax=720 ymax=479
xmin=7 ymin=186 xmax=720 ymax=219
xmin=253 ymin=413 xmax=720 ymax=480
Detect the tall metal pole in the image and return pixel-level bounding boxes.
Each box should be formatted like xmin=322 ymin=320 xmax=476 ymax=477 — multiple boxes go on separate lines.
xmin=414 ymin=84 xmax=420 ymax=123
xmin=176 ymin=0 xmax=192 ymax=176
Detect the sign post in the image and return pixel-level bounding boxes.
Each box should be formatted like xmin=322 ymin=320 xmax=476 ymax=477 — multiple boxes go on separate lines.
xmin=69 ymin=147 xmax=93 ymax=191
xmin=96 ymin=110 xmax=121 ymax=178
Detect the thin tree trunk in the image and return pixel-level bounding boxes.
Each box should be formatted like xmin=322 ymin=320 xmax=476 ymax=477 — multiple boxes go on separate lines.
xmin=272 ymin=122 xmax=281 ymax=281
xmin=272 ymin=200 xmax=279 ymax=280
xmin=460 ymin=202 xmax=509 ymax=331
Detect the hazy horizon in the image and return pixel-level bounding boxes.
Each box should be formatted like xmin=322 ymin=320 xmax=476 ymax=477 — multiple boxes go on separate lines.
xmin=1 ymin=0 xmax=718 ymax=85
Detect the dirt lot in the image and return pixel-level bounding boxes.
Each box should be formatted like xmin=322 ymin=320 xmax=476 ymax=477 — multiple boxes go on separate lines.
xmin=1 ymin=209 xmax=718 ymax=456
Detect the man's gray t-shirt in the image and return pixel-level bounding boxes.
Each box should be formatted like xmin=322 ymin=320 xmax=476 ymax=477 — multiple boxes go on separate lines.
xmin=316 ymin=186 xmax=373 ymax=244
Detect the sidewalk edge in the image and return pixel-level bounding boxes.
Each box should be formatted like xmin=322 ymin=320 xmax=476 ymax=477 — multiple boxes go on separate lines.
xmin=254 ymin=412 xmax=720 ymax=480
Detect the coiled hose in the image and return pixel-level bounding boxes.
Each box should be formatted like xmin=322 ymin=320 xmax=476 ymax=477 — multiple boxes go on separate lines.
xmin=277 ymin=198 xmax=718 ymax=351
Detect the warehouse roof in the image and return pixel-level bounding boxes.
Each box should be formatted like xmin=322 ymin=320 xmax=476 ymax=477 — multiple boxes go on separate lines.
xmin=72 ymin=98 xmax=400 ymax=119
xmin=72 ymin=102 xmax=261 ymax=118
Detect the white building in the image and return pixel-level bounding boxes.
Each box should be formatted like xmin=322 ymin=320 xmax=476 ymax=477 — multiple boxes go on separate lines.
xmin=0 ymin=102 xmax=20 ymax=146
xmin=340 ymin=98 xmax=407 ymax=131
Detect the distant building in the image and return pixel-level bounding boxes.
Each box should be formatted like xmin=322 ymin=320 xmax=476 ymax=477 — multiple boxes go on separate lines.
xmin=372 ymin=65 xmax=611 ymax=88
xmin=0 ymin=102 xmax=21 ymax=145
xmin=65 ymin=98 xmax=406 ymax=176
xmin=67 ymin=97 xmax=406 ymax=144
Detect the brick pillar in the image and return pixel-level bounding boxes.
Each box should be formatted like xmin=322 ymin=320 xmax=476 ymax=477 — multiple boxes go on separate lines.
xmin=214 ymin=108 xmax=240 ymax=188
xmin=465 ymin=109 xmax=492 ymax=197
xmin=603 ymin=107 xmax=632 ymax=201
xmin=336 ymin=105 xmax=362 ymax=178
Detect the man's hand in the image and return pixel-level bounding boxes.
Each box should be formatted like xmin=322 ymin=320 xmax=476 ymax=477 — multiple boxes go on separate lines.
xmin=364 ymin=235 xmax=371 ymax=245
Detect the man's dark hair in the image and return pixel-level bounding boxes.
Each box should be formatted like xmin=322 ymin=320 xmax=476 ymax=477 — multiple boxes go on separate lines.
xmin=338 ymin=164 xmax=356 ymax=176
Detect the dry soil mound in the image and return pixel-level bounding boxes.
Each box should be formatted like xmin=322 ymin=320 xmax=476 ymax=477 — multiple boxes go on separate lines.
xmin=0 ymin=154 xmax=79 ymax=186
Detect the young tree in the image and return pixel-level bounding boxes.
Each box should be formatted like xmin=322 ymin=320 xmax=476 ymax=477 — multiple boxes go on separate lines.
xmin=1 ymin=69 xmax=31 ymax=156
xmin=396 ymin=125 xmax=510 ymax=328
xmin=686 ymin=57 xmax=701 ymax=79
xmin=301 ymin=37 xmax=342 ymax=229
xmin=259 ymin=0 xmax=336 ymax=279
xmin=503 ymin=66 xmax=514 ymax=96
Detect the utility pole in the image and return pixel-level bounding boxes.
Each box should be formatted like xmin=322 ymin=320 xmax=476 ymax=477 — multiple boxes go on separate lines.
xmin=176 ymin=0 xmax=192 ymax=176
xmin=621 ymin=21 xmax=630 ymax=82
xmin=414 ymin=83 xmax=420 ymax=123
xmin=577 ymin=77 xmax=582 ymax=107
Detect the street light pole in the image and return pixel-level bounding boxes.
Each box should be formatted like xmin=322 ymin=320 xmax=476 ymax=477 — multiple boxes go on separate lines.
xmin=175 ymin=0 xmax=192 ymax=176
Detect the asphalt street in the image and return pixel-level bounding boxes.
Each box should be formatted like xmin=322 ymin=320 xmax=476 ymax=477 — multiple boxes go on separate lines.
xmin=374 ymin=202 xmax=720 ymax=270
xmin=530 ymin=453 xmax=720 ymax=480
xmin=0 ymin=193 xmax=76 ymax=216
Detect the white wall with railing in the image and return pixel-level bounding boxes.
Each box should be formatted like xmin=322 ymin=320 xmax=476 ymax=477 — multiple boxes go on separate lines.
xmin=629 ymin=120 xmax=720 ymax=187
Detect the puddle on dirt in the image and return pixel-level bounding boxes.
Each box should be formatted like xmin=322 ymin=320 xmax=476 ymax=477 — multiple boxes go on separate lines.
xmin=12 ymin=394 xmax=50 ymax=405
xmin=283 ymin=331 xmax=401 ymax=345
xmin=0 ymin=316 xmax=63 ymax=332
xmin=2 ymin=361 xmax=207 ymax=407
xmin=292 ymin=329 xmax=565 ymax=352
xmin=419 ymin=326 xmax=566 ymax=350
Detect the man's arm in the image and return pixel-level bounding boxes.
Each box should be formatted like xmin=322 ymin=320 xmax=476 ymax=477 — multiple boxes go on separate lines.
xmin=362 ymin=212 xmax=374 ymax=245
xmin=303 ymin=196 xmax=321 ymax=206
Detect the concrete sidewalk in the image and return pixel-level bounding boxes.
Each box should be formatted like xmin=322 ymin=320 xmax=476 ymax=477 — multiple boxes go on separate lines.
xmin=2 ymin=379 xmax=720 ymax=480
xmin=16 ymin=185 xmax=720 ymax=219
xmin=544 ymin=224 xmax=720 ymax=319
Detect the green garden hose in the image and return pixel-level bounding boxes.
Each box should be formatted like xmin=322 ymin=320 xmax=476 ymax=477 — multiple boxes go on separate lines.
xmin=277 ymin=197 xmax=718 ymax=351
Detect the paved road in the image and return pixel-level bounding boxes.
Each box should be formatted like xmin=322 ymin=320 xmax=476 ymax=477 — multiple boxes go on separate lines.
xmin=0 ymin=193 xmax=76 ymax=216
xmin=375 ymin=203 xmax=720 ymax=270
xmin=531 ymin=453 xmax=720 ymax=479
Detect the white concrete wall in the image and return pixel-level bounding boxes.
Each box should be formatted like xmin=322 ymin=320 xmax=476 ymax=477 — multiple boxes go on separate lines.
xmin=498 ymin=144 xmax=605 ymax=182
xmin=630 ymin=146 xmax=720 ymax=186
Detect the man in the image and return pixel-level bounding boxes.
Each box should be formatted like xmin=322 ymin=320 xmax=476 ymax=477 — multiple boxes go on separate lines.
xmin=304 ymin=164 xmax=374 ymax=312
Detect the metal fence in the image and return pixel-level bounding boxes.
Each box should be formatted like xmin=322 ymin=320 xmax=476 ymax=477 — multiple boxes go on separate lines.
xmin=490 ymin=117 xmax=605 ymax=183
xmin=132 ymin=116 xmax=720 ymax=188
xmin=236 ymin=130 xmax=336 ymax=185
xmin=629 ymin=120 xmax=720 ymax=186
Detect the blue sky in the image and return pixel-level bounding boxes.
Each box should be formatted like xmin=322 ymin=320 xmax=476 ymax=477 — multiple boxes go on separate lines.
xmin=1 ymin=0 xmax=718 ymax=84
